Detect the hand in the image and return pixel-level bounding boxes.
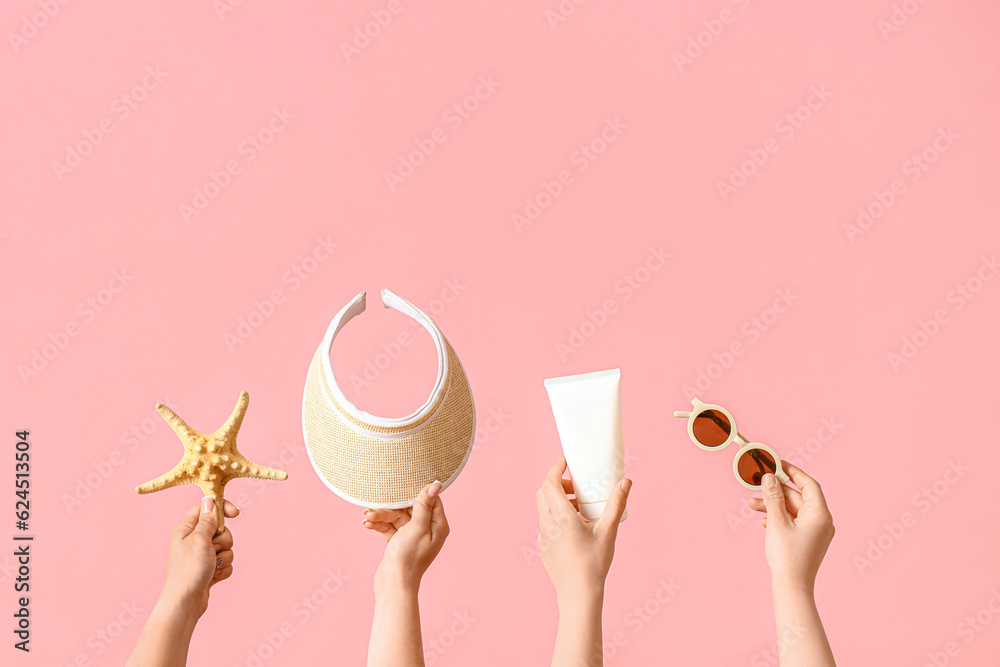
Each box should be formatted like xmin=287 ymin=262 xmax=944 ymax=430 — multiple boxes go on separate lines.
xmin=748 ymin=461 xmax=835 ymax=591
xmin=160 ymin=497 xmax=241 ymax=620
xmin=536 ymin=457 xmax=632 ymax=603
xmin=363 ymin=481 xmax=450 ymax=591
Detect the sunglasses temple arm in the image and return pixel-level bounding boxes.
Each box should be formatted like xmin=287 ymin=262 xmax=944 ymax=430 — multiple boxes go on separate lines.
xmin=674 ymin=411 xmax=691 ymax=418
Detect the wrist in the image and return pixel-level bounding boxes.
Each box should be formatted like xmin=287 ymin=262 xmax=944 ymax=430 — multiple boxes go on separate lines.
xmin=153 ymin=593 xmax=202 ymax=635
xmin=374 ymin=563 xmax=421 ymax=599
xmin=770 ymin=572 xmax=816 ymax=598
xmin=556 ymin=581 xmax=605 ymax=613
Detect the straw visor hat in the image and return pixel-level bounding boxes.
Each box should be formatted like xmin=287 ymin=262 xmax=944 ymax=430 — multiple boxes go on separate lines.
xmin=302 ymin=288 xmax=475 ymax=508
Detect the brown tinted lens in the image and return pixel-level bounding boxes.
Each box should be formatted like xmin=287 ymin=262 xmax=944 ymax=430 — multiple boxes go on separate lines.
xmin=692 ymin=409 xmax=732 ymax=448
xmin=737 ymin=448 xmax=778 ymax=487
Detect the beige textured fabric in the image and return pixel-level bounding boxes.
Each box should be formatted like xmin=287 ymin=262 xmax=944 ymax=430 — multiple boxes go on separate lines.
xmin=303 ymin=335 xmax=475 ymax=507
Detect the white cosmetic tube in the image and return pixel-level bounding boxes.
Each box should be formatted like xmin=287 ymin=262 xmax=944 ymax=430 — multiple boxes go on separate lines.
xmin=544 ymin=368 xmax=627 ymax=523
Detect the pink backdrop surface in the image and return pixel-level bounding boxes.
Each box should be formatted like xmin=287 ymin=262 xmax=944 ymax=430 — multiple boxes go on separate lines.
xmin=3 ymin=0 xmax=999 ymax=665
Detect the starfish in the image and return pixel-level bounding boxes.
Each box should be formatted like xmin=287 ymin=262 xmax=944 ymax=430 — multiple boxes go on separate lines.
xmin=136 ymin=391 xmax=287 ymax=533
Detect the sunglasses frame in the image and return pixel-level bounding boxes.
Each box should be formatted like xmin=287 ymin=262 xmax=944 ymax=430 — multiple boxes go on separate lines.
xmin=674 ymin=397 xmax=790 ymax=490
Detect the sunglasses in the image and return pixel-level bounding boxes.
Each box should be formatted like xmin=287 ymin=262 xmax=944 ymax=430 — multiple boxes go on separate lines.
xmin=674 ymin=398 xmax=789 ymax=490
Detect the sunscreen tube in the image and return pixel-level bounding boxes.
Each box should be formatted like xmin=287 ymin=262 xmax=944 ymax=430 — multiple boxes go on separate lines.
xmin=544 ymin=368 xmax=627 ymax=522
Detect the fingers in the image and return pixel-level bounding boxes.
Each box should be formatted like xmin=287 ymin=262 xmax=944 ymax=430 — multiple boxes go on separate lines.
xmin=172 ymin=503 xmax=203 ymax=539
xmin=222 ymin=500 xmax=241 ymax=519
xmin=409 ymin=481 xmax=442 ymax=532
xmin=748 ymin=483 xmax=803 ymax=516
xmin=191 ymin=497 xmax=219 ymax=540
xmin=212 ymin=564 xmax=234 ymax=584
xmin=597 ymin=478 xmax=632 ymax=537
xmin=364 ymin=508 xmax=411 ymax=530
xmin=541 ymin=457 xmax=576 ymax=517
xmin=760 ymin=474 xmax=791 ymax=525
xmin=781 ymin=461 xmax=829 ymax=509
xmin=363 ymin=520 xmax=398 ymax=542
xmin=213 ymin=526 xmax=234 ymax=553
xmin=215 ymin=548 xmax=234 ymax=573
xmin=536 ymin=487 xmax=550 ymax=521
xmin=429 ymin=493 xmax=449 ymax=542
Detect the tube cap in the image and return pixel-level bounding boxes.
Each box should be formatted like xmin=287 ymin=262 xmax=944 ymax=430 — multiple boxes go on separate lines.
xmin=579 ymin=501 xmax=628 ymax=523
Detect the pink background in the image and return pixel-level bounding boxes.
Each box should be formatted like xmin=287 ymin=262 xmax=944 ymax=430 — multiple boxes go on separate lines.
xmin=3 ymin=0 xmax=999 ymax=664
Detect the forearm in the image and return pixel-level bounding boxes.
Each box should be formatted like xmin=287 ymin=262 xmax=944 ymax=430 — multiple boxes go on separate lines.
xmin=552 ymin=587 xmax=604 ymax=667
xmin=368 ymin=572 xmax=424 ymax=667
xmin=771 ymin=578 xmax=835 ymax=667
xmin=125 ymin=596 xmax=199 ymax=667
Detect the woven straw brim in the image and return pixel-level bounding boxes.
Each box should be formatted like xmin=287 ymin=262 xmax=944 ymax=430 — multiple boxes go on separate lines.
xmin=303 ymin=339 xmax=475 ymax=507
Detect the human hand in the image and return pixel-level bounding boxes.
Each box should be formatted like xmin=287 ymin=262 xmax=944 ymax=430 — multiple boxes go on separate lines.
xmin=748 ymin=461 xmax=835 ymax=592
xmin=536 ymin=457 xmax=631 ymax=604
xmin=160 ymin=497 xmax=241 ymax=620
xmin=363 ymin=481 xmax=450 ymax=591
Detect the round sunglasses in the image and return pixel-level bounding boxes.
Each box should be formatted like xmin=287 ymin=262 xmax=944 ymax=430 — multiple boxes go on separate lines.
xmin=674 ymin=398 xmax=789 ymax=490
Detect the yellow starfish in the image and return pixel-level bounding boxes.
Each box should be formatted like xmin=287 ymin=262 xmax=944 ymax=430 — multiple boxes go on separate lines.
xmin=135 ymin=391 xmax=287 ymax=533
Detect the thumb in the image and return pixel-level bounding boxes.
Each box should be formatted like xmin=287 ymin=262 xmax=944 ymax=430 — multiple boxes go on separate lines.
xmin=597 ymin=478 xmax=632 ymax=536
xmin=761 ymin=474 xmax=790 ymax=525
xmin=192 ymin=497 xmax=219 ymax=540
xmin=410 ymin=481 xmax=442 ymax=531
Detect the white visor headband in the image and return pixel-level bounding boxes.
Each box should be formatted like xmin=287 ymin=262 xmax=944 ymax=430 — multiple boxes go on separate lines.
xmin=302 ymin=289 xmax=475 ymax=508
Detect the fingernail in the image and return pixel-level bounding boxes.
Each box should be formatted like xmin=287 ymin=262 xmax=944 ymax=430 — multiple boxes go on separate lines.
xmin=427 ymin=480 xmax=442 ymax=498
xmin=201 ymin=497 xmax=214 ymax=514
xmin=216 ymin=558 xmax=223 ymax=570
xmin=620 ymin=478 xmax=632 ymax=492
xmin=762 ymin=473 xmax=776 ymax=489
xmin=364 ymin=509 xmax=372 ymax=515
xmin=233 ymin=503 xmax=241 ymax=516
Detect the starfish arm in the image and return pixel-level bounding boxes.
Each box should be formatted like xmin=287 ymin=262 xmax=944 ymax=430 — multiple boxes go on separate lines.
xmin=135 ymin=464 xmax=193 ymax=494
xmin=156 ymin=403 xmax=202 ymax=444
xmin=230 ymin=453 xmax=288 ymax=481
xmin=215 ymin=391 xmax=250 ymax=442
xmin=196 ymin=479 xmax=227 ymax=535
